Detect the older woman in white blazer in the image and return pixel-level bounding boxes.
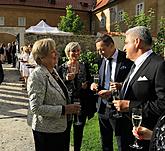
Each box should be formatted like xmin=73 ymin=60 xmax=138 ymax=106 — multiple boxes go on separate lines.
xmin=27 ymin=38 xmax=80 ymax=151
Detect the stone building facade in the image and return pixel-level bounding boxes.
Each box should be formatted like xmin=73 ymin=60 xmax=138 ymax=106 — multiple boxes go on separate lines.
xmin=0 ymin=0 xmax=94 ymax=45
xmin=93 ymin=0 xmax=165 ymax=35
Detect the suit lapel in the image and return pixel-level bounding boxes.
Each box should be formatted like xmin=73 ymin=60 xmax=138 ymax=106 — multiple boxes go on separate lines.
xmin=114 ymin=51 xmax=123 ymax=80
xmin=42 ymin=66 xmax=67 ymax=100
xmin=129 ymin=53 xmax=154 ymax=86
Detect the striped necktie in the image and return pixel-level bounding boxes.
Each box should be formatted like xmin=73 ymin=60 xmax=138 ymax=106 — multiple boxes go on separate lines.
xmin=120 ymin=63 xmax=136 ymax=98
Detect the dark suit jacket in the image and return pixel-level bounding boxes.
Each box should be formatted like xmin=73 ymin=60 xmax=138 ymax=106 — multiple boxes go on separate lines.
xmin=119 ymin=52 xmax=165 ymax=150
xmin=97 ymin=50 xmax=133 ymax=116
xmin=125 ymin=52 xmax=165 ymax=129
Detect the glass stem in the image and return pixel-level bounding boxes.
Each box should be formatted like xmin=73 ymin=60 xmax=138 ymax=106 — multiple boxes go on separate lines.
xmin=134 ymin=137 xmax=138 ymax=146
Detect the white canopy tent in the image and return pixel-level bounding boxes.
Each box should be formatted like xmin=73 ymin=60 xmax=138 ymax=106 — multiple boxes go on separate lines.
xmin=25 ymin=20 xmax=73 ymax=35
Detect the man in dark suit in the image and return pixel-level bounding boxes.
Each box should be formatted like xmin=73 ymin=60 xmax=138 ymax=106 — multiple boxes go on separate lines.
xmin=91 ymin=34 xmax=133 ymax=151
xmin=113 ymin=26 xmax=165 ymax=150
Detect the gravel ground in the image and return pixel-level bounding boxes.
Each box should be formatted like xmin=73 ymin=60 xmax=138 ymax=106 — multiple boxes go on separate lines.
xmin=0 ymin=64 xmax=34 ymax=151
xmin=0 ymin=64 xmax=73 ymax=151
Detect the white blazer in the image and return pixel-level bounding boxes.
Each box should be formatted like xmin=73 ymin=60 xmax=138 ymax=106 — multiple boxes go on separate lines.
xmin=27 ymin=65 xmax=68 ymax=133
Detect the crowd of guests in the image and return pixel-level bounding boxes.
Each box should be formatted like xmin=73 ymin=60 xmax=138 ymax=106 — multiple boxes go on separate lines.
xmin=24 ymin=26 xmax=165 ymax=151
xmin=17 ymin=44 xmax=37 ymax=90
xmin=0 ymin=41 xmax=17 ymax=67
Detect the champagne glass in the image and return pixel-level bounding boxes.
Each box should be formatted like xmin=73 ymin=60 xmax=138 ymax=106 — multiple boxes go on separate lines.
xmin=93 ymin=74 xmax=99 ymax=95
xmin=129 ymin=108 xmax=143 ymax=149
xmin=74 ymin=99 xmax=82 ymax=126
xmin=111 ymin=89 xmax=122 ymax=118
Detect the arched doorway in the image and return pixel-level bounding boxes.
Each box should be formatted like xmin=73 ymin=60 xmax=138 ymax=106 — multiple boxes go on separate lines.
xmin=0 ymin=27 xmax=25 ymax=50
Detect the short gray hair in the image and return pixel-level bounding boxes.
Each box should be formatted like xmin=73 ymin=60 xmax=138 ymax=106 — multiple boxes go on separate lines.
xmin=64 ymin=42 xmax=81 ymax=58
xmin=32 ymin=38 xmax=56 ymax=65
xmin=126 ymin=26 xmax=152 ymax=46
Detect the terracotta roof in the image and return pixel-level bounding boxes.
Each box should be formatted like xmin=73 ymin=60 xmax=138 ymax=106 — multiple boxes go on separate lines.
xmin=0 ymin=0 xmax=93 ymax=11
xmin=94 ymin=0 xmax=110 ymax=11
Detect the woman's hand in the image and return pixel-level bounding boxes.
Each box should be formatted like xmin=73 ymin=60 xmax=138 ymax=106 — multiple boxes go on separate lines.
xmin=81 ymin=81 xmax=88 ymax=89
xmin=90 ymin=83 xmax=98 ymax=92
xmin=64 ymin=104 xmax=81 ymax=115
xmin=132 ymin=126 xmax=153 ymax=140
xmin=66 ymin=73 xmax=75 ymax=81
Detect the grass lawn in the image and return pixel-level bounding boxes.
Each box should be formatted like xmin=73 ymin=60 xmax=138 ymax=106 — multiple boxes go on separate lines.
xmin=71 ymin=114 xmax=118 ymax=151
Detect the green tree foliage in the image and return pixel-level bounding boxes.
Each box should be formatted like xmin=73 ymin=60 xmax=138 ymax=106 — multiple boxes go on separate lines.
xmin=79 ymin=50 xmax=99 ymax=74
xmin=152 ymin=17 xmax=165 ymax=55
xmin=58 ymin=5 xmax=84 ymax=34
xmin=122 ymin=9 xmax=155 ymax=29
xmin=114 ymin=9 xmax=165 ymax=55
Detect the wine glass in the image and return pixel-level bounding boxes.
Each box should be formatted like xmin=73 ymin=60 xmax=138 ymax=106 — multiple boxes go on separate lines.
xmin=129 ymin=108 xmax=143 ymax=149
xmin=111 ymin=89 xmax=122 ymax=118
xmin=74 ymin=99 xmax=82 ymax=126
xmin=93 ymin=74 xmax=99 ymax=95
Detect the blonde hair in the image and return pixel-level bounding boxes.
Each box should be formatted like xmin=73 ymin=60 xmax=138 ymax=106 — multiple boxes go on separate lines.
xmin=32 ymin=38 xmax=56 ymax=65
xmin=64 ymin=42 xmax=81 ymax=58
xmin=23 ymin=46 xmax=29 ymax=53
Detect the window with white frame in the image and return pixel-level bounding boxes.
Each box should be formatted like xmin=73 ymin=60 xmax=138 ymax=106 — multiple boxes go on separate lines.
xmin=0 ymin=16 xmax=5 ymax=26
xmin=136 ymin=2 xmax=144 ymax=15
xmin=100 ymin=15 xmax=106 ymax=28
xmin=118 ymin=10 xmax=124 ymax=22
xmin=18 ymin=17 xmax=26 ymax=26
xmin=110 ymin=7 xmax=117 ymax=23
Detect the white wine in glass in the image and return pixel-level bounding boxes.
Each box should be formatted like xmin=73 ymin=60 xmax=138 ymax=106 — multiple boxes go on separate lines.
xmin=129 ymin=108 xmax=143 ymax=149
xmin=74 ymin=100 xmax=82 ymax=126
xmin=93 ymin=74 xmax=99 ymax=95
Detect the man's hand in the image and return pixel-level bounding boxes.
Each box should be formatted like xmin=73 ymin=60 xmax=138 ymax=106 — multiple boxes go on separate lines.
xmin=98 ymin=90 xmax=111 ymax=99
xmin=110 ymin=82 xmax=122 ymax=90
xmin=112 ymin=99 xmax=130 ymax=112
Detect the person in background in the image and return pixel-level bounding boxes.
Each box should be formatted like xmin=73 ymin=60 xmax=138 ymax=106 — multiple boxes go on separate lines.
xmin=27 ymin=38 xmax=81 ymax=151
xmin=11 ymin=41 xmax=17 ymax=67
xmin=0 ymin=60 xmax=4 ymax=84
xmin=90 ymin=34 xmax=133 ymax=151
xmin=27 ymin=43 xmax=37 ymax=75
xmin=18 ymin=46 xmax=24 ymax=81
xmin=0 ymin=43 xmax=5 ymax=63
xmin=5 ymin=43 xmax=12 ymax=64
xmin=58 ymin=42 xmax=96 ymax=151
xmin=113 ymin=26 xmax=165 ymax=150
xmin=21 ymin=46 xmax=30 ymax=90
xmin=132 ymin=111 xmax=165 ymax=151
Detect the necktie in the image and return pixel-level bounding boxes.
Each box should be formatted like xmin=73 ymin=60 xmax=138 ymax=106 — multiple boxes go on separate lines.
xmin=102 ymin=58 xmax=112 ymax=89
xmin=120 ymin=63 xmax=136 ymax=98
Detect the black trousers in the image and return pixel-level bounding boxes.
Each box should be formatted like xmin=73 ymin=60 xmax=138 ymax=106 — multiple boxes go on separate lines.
xmin=32 ymin=130 xmax=66 ymax=151
xmin=98 ymin=116 xmax=121 ymax=151
xmin=65 ymin=114 xmax=87 ymax=151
